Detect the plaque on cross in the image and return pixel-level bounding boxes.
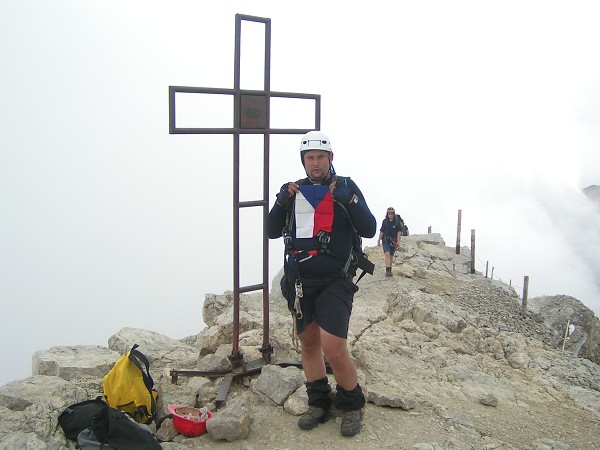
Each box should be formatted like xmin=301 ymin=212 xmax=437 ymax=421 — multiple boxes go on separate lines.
xmin=168 ymin=14 xmax=322 ymax=406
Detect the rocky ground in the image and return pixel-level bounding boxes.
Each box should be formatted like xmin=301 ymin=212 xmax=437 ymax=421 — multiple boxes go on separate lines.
xmin=2 ymin=234 xmax=599 ymax=450
xmin=159 ymin=238 xmax=600 ymax=450
xmin=184 ymin=394 xmax=598 ymax=450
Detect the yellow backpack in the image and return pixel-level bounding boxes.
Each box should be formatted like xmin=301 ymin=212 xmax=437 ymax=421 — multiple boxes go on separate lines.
xmin=103 ymin=344 xmax=158 ymax=424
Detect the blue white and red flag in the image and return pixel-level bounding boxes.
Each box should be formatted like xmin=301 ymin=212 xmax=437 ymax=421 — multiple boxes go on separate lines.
xmin=295 ymin=185 xmax=334 ymax=239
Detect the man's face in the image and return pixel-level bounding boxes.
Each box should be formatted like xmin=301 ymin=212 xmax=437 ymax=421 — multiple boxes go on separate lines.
xmin=303 ymin=150 xmax=332 ymax=181
xmin=388 ymin=212 xmax=394 ymax=219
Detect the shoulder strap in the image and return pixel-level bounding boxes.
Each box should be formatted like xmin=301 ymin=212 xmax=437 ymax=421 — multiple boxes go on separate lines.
xmin=128 ymin=345 xmax=154 ymax=392
xmin=127 ymin=344 xmax=157 ymax=421
xmin=282 ymin=178 xmax=309 ymax=252
xmin=335 ymin=200 xmax=374 ymax=281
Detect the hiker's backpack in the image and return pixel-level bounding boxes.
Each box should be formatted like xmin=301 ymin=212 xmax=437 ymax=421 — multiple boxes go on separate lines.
xmin=58 ymin=397 xmax=107 ymax=441
xmin=392 ymin=216 xmax=409 ymax=237
xmin=76 ymin=404 xmax=162 ymax=450
xmin=76 ymin=429 xmax=115 ymax=449
xmin=396 ymin=216 xmax=405 ymax=232
xmin=58 ymin=397 xmax=159 ymax=449
xmin=103 ymin=344 xmax=158 ymax=424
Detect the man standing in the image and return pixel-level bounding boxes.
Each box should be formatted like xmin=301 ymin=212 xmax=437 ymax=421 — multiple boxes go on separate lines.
xmin=377 ymin=207 xmax=402 ymax=276
xmin=266 ymin=131 xmax=376 ymax=436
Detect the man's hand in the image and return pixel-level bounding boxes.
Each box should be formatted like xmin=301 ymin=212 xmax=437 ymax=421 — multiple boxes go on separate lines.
xmin=276 ymin=182 xmax=299 ymax=206
xmin=331 ymin=183 xmax=353 ymax=204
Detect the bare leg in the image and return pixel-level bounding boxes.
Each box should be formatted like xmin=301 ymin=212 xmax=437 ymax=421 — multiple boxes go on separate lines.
xmin=298 ymin=322 xmax=327 ymax=382
xmin=319 ymin=328 xmax=357 ymax=391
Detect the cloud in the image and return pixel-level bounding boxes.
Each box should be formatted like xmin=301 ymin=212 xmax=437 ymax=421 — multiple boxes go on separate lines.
xmin=2 ymin=0 xmax=600 ymax=388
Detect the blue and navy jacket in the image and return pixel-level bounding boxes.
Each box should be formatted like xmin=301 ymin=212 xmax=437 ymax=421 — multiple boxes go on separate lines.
xmin=266 ymin=175 xmax=376 ymax=279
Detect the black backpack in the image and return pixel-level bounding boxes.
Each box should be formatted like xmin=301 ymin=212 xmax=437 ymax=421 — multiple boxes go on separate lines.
xmin=58 ymin=398 xmax=161 ymax=449
xmin=92 ymin=405 xmax=162 ymax=450
xmin=393 ymin=216 xmax=409 ymax=237
xmin=77 ymin=428 xmax=115 ymax=449
xmin=58 ymin=397 xmax=107 ymax=441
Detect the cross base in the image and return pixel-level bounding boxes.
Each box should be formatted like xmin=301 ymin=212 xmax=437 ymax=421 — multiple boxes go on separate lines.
xmin=170 ymin=358 xmax=333 ymax=409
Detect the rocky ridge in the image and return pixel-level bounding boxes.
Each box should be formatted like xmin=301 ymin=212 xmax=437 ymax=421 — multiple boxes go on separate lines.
xmin=1 ymin=233 xmax=599 ymax=449
xmin=583 ymin=185 xmax=600 ymax=203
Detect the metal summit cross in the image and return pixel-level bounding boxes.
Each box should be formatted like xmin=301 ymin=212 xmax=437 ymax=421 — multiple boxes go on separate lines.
xmin=168 ymin=14 xmax=321 ymax=406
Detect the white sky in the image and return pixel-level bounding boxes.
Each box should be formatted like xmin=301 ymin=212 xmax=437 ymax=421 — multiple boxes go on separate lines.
xmin=1 ymin=0 xmax=600 ymax=386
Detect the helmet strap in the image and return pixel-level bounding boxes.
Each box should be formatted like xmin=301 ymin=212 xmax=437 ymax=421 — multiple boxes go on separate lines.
xmin=303 ymin=153 xmax=334 ymax=183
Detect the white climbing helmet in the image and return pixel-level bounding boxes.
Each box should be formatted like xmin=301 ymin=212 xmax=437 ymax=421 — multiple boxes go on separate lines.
xmin=300 ymin=131 xmax=332 ymax=154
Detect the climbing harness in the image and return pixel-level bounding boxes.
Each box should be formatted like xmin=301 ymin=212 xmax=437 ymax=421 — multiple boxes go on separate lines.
xmin=280 ymin=176 xmax=374 ymax=325
xmin=294 ymin=279 xmax=303 ymax=320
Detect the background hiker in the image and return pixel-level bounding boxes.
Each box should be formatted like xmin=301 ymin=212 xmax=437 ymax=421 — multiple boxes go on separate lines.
xmin=266 ymin=130 xmax=376 ymax=437
xmin=377 ymin=207 xmax=403 ymax=276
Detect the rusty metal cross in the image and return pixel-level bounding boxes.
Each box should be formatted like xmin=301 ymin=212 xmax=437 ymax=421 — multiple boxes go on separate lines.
xmin=168 ymin=14 xmax=321 ymax=406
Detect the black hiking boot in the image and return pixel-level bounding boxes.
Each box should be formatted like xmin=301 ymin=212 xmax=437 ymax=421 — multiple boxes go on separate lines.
xmin=340 ymin=408 xmax=363 ymax=436
xmin=385 ymin=267 xmax=392 ymax=276
xmin=299 ymin=377 xmax=333 ymax=430
xmin=298 ymin=405 xmax=331 ymax=429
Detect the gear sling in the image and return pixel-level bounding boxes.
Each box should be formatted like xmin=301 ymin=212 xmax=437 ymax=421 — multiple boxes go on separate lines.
xmin=279 ymin=177 xmax=375 ymax=319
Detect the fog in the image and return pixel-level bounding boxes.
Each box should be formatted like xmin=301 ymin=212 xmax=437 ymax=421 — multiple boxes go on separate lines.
xmin=1 ymin=0 xmax=599 ymax=387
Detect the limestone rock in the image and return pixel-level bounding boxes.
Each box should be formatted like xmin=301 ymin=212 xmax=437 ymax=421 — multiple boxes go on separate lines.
xmin=32 ymin=345 xmax=119 ymax=381
xmin=2 ymin=234 xmax=600 ymax=449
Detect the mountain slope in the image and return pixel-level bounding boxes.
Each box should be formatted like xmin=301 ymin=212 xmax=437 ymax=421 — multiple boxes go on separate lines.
xmin=193 ymin=233 xmax=600 ymax=448
xmin=1 ymin=234 xmax=599 ymax=449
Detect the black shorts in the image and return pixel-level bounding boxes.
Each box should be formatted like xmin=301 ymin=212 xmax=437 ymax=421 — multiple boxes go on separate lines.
xmin=295 ymin=275 xmax=357 ymax=338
